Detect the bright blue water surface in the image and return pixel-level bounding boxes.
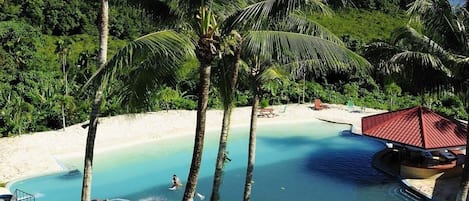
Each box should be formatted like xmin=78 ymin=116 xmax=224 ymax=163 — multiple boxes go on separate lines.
xmin=10 ymin=121 xmax=411 ymax=201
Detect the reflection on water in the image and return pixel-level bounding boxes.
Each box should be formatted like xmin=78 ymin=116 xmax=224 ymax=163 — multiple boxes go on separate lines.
xmin=10 ymin=121 xmax=414 ymax=201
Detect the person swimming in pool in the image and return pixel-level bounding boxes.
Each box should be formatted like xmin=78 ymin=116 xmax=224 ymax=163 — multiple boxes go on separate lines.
xmin=169 ymin=174 xmax=183 ymax=190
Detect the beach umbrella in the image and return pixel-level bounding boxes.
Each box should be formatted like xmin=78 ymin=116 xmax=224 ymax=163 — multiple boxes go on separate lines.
xmin=362 ymin=106 xmax=467 ymax=151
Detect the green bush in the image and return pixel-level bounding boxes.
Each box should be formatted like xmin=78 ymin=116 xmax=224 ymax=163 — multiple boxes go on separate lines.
xmin=260 ymin=99 xmax=270 ymax=108
xmin=440 ymin=95 xmax=463 ymax=108
xmin=235 ymin=91 xmax=251 ymax=106
xmin=174 ymin=98 xmax=197 ymax=110
xmin=306 ymin=81 xmax=327 ymax=101
xmin=343 ymin=83 xmax=359 ymax=99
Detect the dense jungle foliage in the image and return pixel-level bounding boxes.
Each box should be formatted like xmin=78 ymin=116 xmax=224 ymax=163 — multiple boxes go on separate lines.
xmin=0 ymin=0 xmax=467 ymax=136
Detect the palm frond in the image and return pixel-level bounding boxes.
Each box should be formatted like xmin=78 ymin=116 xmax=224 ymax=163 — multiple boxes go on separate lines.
xmin=243 ymin=30 xmax=370 ymax=72
xmin=390 ymin=26 xmax=452 ymax=60
xmin=455 ymin=57 xmax=469 ymax=81
xmin=362 ymin=42 xmax=404 ymax=74
xmin=407 ymin=0 xmax=463 ymax=51
xmin=386 ymin=50 xmax=454 ymax=94
xmin=86 ymin=30 xmax=194 ymax=87
xmin=222 ymin=0 xmax=306 ymax=32
xmin=390 ymin=51 xmax=452 ymax=76
xmin=275 ymin=14 xmax=344 ymax=45
xmin=303 ymin=0 xmax=333 ymax=16
xmin=363 ymin=42 xmax=403 ymax=61
xmin=407 ymin=0 xmax=452 ymax=30
xmin=84 ymin=30 xmax=195 ymax=104
xmin=117 ymin=55 xmax=190 ymax=108
xmin=259 ymin=64 xmax=289 ymax=83
xmin=210 ymin=0 xmax=248 ymax=20
xmin=454 ymin=6 xmax=469 ymax=53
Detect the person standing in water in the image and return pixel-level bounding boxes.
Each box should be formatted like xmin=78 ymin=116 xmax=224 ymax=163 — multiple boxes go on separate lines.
xmin=169 ymin=174 xmax=182 ymax=190
xmin=169 ymin=174 xmax=204 ymax=200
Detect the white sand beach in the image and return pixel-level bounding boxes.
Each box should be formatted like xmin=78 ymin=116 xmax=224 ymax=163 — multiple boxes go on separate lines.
xmin=1 ymin=103 xmax=382 ymax=183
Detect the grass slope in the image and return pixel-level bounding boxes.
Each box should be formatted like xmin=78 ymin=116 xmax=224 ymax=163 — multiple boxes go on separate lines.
xmin=310 ymin=9 xmax=408 ymax=43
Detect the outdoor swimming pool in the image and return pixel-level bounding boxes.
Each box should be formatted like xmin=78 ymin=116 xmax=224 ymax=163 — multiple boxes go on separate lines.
xmin=9 ymin=121 xmax=416 ymax=201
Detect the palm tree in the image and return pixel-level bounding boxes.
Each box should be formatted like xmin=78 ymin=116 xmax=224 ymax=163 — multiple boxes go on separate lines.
xmin=207 ymin=2 xmax=332 ymax=200
xmin=81 ymin=0 xmax=108 ymax=200
xmin=363 ymin=26 xmax=457 ymax=101
xmin=384 ymin=82 xmax=402 ymax=111
xmin=80 ymin=30 xmax=193 ymax=201
xmin=181 ymin=4 xmax=220 ymax=200
xmin=209 ymin=30 xmax=242 ymax=201
xmin=182 ymin=1 xmax=309 ymax=200
xmin=54 ymin=39 xmax=73 ymax=131
xmin=240 ymin=13 xmax=371 ymax=201
xmin=79 ymin=2 xmax=193 ymax=201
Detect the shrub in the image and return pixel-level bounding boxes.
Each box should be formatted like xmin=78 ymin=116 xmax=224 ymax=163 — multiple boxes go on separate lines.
xmin=235 ymin=91 xmax=251 ymax=106
xmin=260 ymin=99 xmax=270 ymax=108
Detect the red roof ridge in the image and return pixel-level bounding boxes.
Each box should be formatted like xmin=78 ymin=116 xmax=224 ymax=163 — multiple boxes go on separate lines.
xmin=418 ymin=106 xmax=428 ymax=148
xmin=362 ymin=106 xmax=418 ymax=133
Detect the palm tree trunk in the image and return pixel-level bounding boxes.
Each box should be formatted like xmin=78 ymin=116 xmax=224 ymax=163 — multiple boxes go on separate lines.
xmin=63 ymin=53 xmax=68 ymax=95
xmin=243 ymin=88 xmax=260 ymax=201
xmin=210 ymin=49 xmax=240 ymax=201
xmin=390 ymin=97 xmax=393 ymax=111
xmin=81 ymin=1 xmax=108 ymax=200
xmin=62 ymin=53 xmax=67 ymax=131
xmin=182 ymin=61 xmax=212 ymax=201
xmin=302 ymin=76 xmax=305 ymax=104
xmin=98 ymin=0 xmax=108 ymax=66
xmin=62 ymin=104 xmax=66 ymax=131
xmin=80 ymin=91 xmax=103 ymax=201
xmin=456 ymin=107 xmax=469 ymax=201
xmin=210 ymin=106 xmax=233 ymax=201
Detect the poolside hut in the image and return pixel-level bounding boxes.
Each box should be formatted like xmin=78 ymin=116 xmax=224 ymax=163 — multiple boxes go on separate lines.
xmin=361 ymin=106 xmax=467 ymax=178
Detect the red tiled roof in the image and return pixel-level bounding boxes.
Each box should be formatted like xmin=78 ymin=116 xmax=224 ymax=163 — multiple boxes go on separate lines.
xmin=362 ymin=106 xmax=467 ymax=150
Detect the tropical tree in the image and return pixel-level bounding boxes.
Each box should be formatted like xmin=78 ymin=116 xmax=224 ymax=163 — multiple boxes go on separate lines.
xmin=80 ymin=29 xmax=193 ymax=201
xmin=178 ymin=1 xmax=310 ymax=200
xmin=207 ymin=1 xmax=330 ymax=200
xmin=180 ymin=4 xmax=220 ymax=200
xmin=209 ymin=30 xmax=242 ymax=201
xmin=239 ymin=9 xmax=371 ymax=201
xmin=80 ymin=30 xmax=193 ymax=201
xmin=363 ymin=28 xmax=454 ymax=102
xmin=384 ymin=82 xmax=402 ymax=111
xmin=54 ymin=38 xmax=73 ymax=130
xmin=80 ymin=1 xmax=193 ymax=200
xmin=81 ymin=0 xmax=108 ymax=200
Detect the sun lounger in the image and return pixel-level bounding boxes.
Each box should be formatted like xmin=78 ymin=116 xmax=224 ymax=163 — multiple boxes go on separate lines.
xmin=314 ymin=99 xmax=328 ymax=110
xmin=258 ymin=108 xmax=276 ymax=118
xmin=347 ymin=100 xmax=354 ymax=111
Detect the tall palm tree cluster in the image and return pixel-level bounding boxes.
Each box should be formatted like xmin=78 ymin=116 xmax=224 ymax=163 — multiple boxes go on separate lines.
xmin=79 ymin=0 xmax=468 ymax=201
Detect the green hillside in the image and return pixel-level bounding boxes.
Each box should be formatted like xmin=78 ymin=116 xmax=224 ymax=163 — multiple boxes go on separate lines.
xmin=310 ymin=9 xmax=408 ymax=43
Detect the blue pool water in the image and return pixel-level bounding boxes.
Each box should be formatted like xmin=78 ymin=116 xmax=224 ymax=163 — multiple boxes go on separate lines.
xmin=10 ymin=121 xmax=412 ymax=201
